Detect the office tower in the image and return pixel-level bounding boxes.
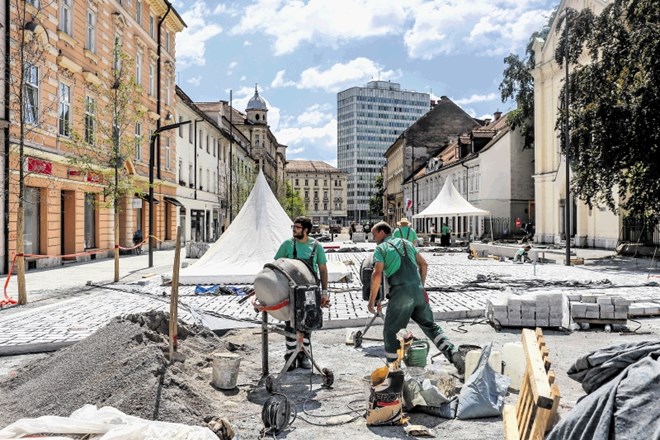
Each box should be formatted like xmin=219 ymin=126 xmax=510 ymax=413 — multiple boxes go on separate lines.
xmin=337 ymin=81 xmax=429 ymax=221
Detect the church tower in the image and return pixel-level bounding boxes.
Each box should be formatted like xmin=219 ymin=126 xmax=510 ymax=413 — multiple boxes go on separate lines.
xmin=246 ymin=84 xmax=268 ymax=125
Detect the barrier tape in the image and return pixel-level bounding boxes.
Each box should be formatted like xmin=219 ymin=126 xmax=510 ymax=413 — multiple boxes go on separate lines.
xmin=1 ymin=235 xmax=165 ymax=308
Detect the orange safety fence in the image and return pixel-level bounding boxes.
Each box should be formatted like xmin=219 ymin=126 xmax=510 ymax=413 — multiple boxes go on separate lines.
xmin=1 ymin=235 xmax=164 ymax=308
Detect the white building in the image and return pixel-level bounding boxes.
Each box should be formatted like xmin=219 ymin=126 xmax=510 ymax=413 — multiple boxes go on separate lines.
xmin=531 ymin=0 xmax=618 ymax=248
xmin=404 ymin=113 xmax=534 ymax=239
xmin=337 ymin=80 xmax=429 ymax=221
xmin=175 ymin=86 xmax=240 ymax=243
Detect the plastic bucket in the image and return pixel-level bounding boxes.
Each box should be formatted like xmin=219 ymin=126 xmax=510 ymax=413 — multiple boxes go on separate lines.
xmin=212 ymin=353 xmax=242 ymax=390
xmin=404 ymin=340 xmax=430 ymax=368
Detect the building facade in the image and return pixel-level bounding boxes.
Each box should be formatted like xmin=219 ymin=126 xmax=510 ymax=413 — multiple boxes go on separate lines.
xmin=403 ymin=113 xmax=534 ymax=239
xmin=337 ymin=80 xmax=429 ymax=222
xmin=3 ymin=0 xmax=184 ymax=273
xmin=285 ymin=160 xmax=348 ymax=225
xmin=383 ymin=96 xmax=480 ymax=226
xmin=531 ymin=0 xmax=618 ymax=249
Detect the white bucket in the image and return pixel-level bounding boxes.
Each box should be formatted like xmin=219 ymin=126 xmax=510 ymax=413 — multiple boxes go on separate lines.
xmin=464 ymin=349 xmax=502 ymax=379
xmin=212 ymin=353 xmax=242 ymax=390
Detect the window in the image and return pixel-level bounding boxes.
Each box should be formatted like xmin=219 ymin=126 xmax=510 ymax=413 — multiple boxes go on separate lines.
xmin=85 ymin=10 xmax=96 ymax=52
xmin=314 ymin=203 xmax=318 ymax=211
xmin=165 ymin=76 xmax=171 ymax=105
xmin=148 ymin=63 xmax=155 ymax=96
xmin=304 ymin=190 xmax=309 ymax=199
xmin=149 ymin=16 xmax=155 ymax=38
xmin=188 ymin=124 xmax=193 ymax=143
xmin=60 ymin=0 xmax=72 ymax=35
xmin=135 ymin=0 xmax=141 ymax=23
xmin=314 ymin=179 xmax=318 ymax=186
xmin=206 ymin=134 xmax=209 ymax=153
xmin=135 ymin=52 xmax=142 ymax=85
xmin=198 ymin=130 xmax=202 ymax=148
xmin=27 ymin=0 xmax=39 ymax=6
xmin=305 ymin=179 xmax=308 ymax=186
xmin=212 ymin=138 xmax=216 ymax=157
xmin=178 ymin=159 xmax=183 ymax=182
xmin=189 ymin=164 xmax=193 ymax=185
xmin=24 ymin=64 xmax=39 ymax=125
xmin=134 ymin=122 xmax=142 ymax=161
xmin=178 ymin=116 xmax=183 ymax=137
xmin=314 ymin=190 xmax=318 ymax=199
xmin=58 ymin=83 xmax=71 ymax=137
xmin=84 ymin=96 xmax=95 ymax=144
xmin=199 ymin=167 xmax=203 ymax=189
xmin=324 ymin=203 xmax=327 ymax=210
xmin=165 ymin=30 xmax=170 ymax=52
xmin=206 ymin=170 xmax=210 ymax=191
xmin=165 ymin=137 xmax=170 ymax=169
xmin=295 ymin=178 xmax=299 ymax=186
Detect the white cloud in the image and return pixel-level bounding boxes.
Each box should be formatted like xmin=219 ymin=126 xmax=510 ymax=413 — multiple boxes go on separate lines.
xmin=176 ymin=2 xmax=223 ymax=70
xmin=287 ymin=147 xmax=305 ymax=155
xmin=227 ymin=61 xmax=238 ymax=75
xmin=230 ymin=0 xmax=409 ymax=55
xmin=187 ymin=76 xmax=202 ymax=86
xmin=243 ymin=40 xmax=252 ymax=46
xmin=454 ymin=93 xmax=498 ymax=106
xmin=274 ymin=58 xmax=399 ymax=93
xmin=212 ymin=4 xmax=226 ymax=14
xmin=229 ymin=0 xmax=552 ymax=60
xmin=295 ymin=104 xmax=333 ymax=126
xmin=240 ymin=75 xmax=247 ymax=81
xmin=276 ymin=119 xmax=337 ymax=157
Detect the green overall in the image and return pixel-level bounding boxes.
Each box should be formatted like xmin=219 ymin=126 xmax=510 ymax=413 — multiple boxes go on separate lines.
xmin=381 ymin=240 xmax=456 ymax=361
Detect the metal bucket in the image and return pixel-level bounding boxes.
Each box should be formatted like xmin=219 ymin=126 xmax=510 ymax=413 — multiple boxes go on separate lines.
xmin=404 ymin=339 xmax=430 ymax=368
xmin=212 ymin=353 xmax=242 ymax=390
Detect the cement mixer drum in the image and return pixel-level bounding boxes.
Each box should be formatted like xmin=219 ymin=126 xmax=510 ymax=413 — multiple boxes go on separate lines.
xmin=254 ymin=258 xmax=318 ymax=322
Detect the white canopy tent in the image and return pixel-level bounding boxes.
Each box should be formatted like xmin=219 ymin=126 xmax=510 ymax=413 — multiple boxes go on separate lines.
xmin=179 ymin=170 xmax=350 ymax=284
xmin=413 ymin=179 xmax=493 ymax=242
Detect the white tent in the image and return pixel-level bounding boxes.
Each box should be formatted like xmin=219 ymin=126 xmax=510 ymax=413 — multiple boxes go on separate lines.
xmin=413 ymin=179 xmax=493 ymax=241
xmin=179 ymin=170 xmax=350 ymax=284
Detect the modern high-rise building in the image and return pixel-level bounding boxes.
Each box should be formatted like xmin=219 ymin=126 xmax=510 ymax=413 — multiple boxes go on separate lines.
xmin=337 ymin=81 xmax=430 ymax=221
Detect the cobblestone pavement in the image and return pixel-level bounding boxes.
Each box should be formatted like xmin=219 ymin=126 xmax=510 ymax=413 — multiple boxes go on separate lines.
xmin=0 ymin=252 xmax=657 ymax=355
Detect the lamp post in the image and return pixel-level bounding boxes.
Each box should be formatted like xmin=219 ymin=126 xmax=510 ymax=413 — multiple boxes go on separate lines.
xmin=149 ymin=120 xmax=191 ymax=268
xmin=564 ymin=11 xmax=571 ymax=266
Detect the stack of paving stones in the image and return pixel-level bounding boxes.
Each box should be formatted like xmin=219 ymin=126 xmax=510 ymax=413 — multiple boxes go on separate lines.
xmin=486 ymin=292 xmax=565 ymax=328
xmin=567 ymin=294 xmax=629 ymax=321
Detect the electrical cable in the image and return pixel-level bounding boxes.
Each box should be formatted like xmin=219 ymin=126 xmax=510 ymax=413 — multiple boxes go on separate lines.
xmin=260 ymin=392 xmax=297 ymax=438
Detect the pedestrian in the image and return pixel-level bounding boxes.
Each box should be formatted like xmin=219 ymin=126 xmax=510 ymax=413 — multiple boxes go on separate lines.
xmin=429 ymin=224 xmax=436 ymax=243
xmin=274 ymin=216 xmax=329 ymax=370
xmin=393 ymin=217 xmax=419 ymax=247
xmin=368 ymin=221 xmax=465 ymax=374
xmin=349 ymin=222 xmax=356 ymax=240
xmin=132 ymin=229 xmax=143 ymax=255
xmin=514 ymin=245 xmax=532 ymax=263
xmin=440 ymin=222 xmax=452 ymax=246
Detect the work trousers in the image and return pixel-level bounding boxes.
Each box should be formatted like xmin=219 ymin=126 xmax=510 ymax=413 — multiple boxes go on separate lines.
xmin=383 ymin=286 xmax=455 ymax=361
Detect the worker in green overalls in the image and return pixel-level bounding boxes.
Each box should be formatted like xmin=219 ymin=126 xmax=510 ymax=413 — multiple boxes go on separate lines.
xmin=368 ymin=221 xmax=465 ymax=374
xmin=274 ymin=216 xmax=329 ymax=370
xmin=393 ymin=217 xmax=419 ymax=246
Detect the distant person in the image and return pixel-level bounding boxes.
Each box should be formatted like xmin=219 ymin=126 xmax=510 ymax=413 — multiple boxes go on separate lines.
xmin=274 ymin=216 xmax=329 ymax=370
xmin=393 ymin=217 xmax=419 ymax=247
xmin=429 ymin=224 xmax=436 ymax=243
xmin=349 ymin=222 xmax=356 ymax=240
xmin=440 ymin=222 xmax=452 ymax=246
xmin=514 ymin=245 xmax=532 ymax=263
xmin=132 ymin=229 xmax=143 ymax=255
xmin=368 ymin=221 xmax=464 ymax=374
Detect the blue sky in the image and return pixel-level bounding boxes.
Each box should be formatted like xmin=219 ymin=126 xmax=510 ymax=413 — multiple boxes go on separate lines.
xmin=172 ymin=0 xmax=557 ymax=167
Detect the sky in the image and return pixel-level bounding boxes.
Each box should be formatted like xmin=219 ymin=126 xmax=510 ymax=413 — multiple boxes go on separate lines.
xmin=172 ymin=0 xmax=557 ymax=167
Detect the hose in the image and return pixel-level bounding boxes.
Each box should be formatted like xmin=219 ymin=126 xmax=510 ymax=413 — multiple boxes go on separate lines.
xmin=261 ymin=392 xmax=297 ymax=438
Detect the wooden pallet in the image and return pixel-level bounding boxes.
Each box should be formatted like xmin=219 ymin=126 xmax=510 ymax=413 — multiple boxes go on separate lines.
xmin=503 ymin=328 xmax=561 ymax=440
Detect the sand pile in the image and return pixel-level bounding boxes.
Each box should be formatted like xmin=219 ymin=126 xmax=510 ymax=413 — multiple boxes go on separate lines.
xmin=0 ymin=311 xmax=246 ymax=429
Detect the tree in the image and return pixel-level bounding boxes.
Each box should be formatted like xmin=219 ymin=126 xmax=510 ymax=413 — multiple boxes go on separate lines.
xmin=67 ymin=37 xmax=146 ymax=282
xmin=369 ymin=173 xmax=384 ymax=219
xmin=3 ymin=0 xmax=59 ymax=304
xmin=499 ymin=9 xmax=556 ymax=149
xmin=555 ymin=1 xmax=660 ymax=221
xmin=278 ymin=181 xmax=306 ymax=219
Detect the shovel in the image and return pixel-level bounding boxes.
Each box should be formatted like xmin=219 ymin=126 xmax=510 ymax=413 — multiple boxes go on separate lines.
xmin=352 ymin=309 xmax=383 ymax=348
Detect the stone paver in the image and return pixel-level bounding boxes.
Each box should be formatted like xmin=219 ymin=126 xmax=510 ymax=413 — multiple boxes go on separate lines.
xmin=0 ymin=252 xmax=657 ymax=354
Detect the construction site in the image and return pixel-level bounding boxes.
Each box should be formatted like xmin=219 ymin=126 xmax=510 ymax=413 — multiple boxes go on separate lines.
xmin=1 ymin=172 xmax=659 ymax=439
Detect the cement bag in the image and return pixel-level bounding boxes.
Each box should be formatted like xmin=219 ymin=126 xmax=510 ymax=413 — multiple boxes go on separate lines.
xmin=253 ymin=258 xmax=317 ymax=321
xmin=456 ymin=343 xmax=511 ymax=419
xmin=403 ymin=378 xmax=457 ymax=419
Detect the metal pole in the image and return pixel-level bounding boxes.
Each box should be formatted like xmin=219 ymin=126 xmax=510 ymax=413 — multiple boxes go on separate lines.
xmin=564 ymin=13 xmax=571 ymax=266
xmin=229 ymin=90 xmax=233 ymax=222
xmin=149 ymin=133 xmax=156 ymax=268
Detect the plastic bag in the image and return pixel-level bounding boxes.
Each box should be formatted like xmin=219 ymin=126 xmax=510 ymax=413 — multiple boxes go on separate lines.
xmin=456 ymin=342 xmax=510 ymax=419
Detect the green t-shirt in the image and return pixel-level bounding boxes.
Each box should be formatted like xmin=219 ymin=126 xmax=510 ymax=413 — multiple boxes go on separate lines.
xmin=392 ymin=226 xmax=418 ymax=243
xmin=441 ymin=225 xmax=451 ymax=234
xmin=274 ymin=238 xmax=327 ymax=274
xmin=373 ymin=236 xmax=418 ymax=278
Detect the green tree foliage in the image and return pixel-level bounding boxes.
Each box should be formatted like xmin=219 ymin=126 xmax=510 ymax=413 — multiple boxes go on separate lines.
xmin=369 ymin=173 xmax=384 ymax=218
xmin=499 ymin=9 xmax=556 ymax=149
xmin=555 ymin=1 xmax=660 ymax=221
xmin=278 ymin=181 xmax=306 ymax=219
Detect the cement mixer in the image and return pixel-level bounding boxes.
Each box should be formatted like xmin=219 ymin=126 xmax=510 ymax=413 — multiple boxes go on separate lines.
xmin=252 ymin=258 xmax=333 ymax=392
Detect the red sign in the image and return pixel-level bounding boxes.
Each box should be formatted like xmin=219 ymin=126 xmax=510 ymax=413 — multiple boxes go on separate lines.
xmin=515 ymin=218 xmax=521 ymax=228
xmin=25 ymin=157 xmax=52 ymax=175
xmin=87 ymin=172 xmax=101 ymax=183
xmin=68 ymin=169 xmax=82 ymax=176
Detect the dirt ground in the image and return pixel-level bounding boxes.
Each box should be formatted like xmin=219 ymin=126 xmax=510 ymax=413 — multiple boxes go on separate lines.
xmin=2 ymin=314 xmax=659 ymax=439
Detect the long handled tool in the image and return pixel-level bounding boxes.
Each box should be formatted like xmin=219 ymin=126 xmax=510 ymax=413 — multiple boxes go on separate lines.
xmin=353 ymin=306 xmax=384 ymax=348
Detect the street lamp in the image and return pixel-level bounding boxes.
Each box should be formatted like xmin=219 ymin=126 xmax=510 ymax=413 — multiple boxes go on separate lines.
xmin=149 ymin=120 xmax=192 ymax=267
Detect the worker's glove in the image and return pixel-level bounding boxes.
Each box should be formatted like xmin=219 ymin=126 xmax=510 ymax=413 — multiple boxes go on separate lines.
xmin=321 ymin=289 xmax=331 ymax=308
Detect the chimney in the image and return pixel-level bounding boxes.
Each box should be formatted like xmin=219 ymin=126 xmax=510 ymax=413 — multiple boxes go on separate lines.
xmin=494 ymin=110 xmax=502 ymax=121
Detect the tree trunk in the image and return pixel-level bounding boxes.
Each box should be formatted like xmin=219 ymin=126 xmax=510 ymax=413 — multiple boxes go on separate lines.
xmin=114 ymin=209 xmax=119 ymax=282
xmin=16 ymin=199 xmax=27 ymax=305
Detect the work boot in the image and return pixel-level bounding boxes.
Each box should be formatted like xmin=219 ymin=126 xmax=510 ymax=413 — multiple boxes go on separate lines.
xmin=451 ymin=350 xmax=466 ymax=376
xmin=284 ymin=353 xmax=297 ymax=372
xmin=297 ymin=352 xmax=312 ymax=369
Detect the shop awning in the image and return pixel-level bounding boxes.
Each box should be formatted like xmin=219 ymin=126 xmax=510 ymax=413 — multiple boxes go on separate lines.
xmin=135 ymin=193 xmax=159 ymax=204
xmin=163 ymin=196 xmax=184 ymax=207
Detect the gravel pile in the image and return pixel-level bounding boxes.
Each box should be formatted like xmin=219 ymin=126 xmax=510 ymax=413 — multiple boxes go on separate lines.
xmin=0 ymin=311 xmax=241 ymax=429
